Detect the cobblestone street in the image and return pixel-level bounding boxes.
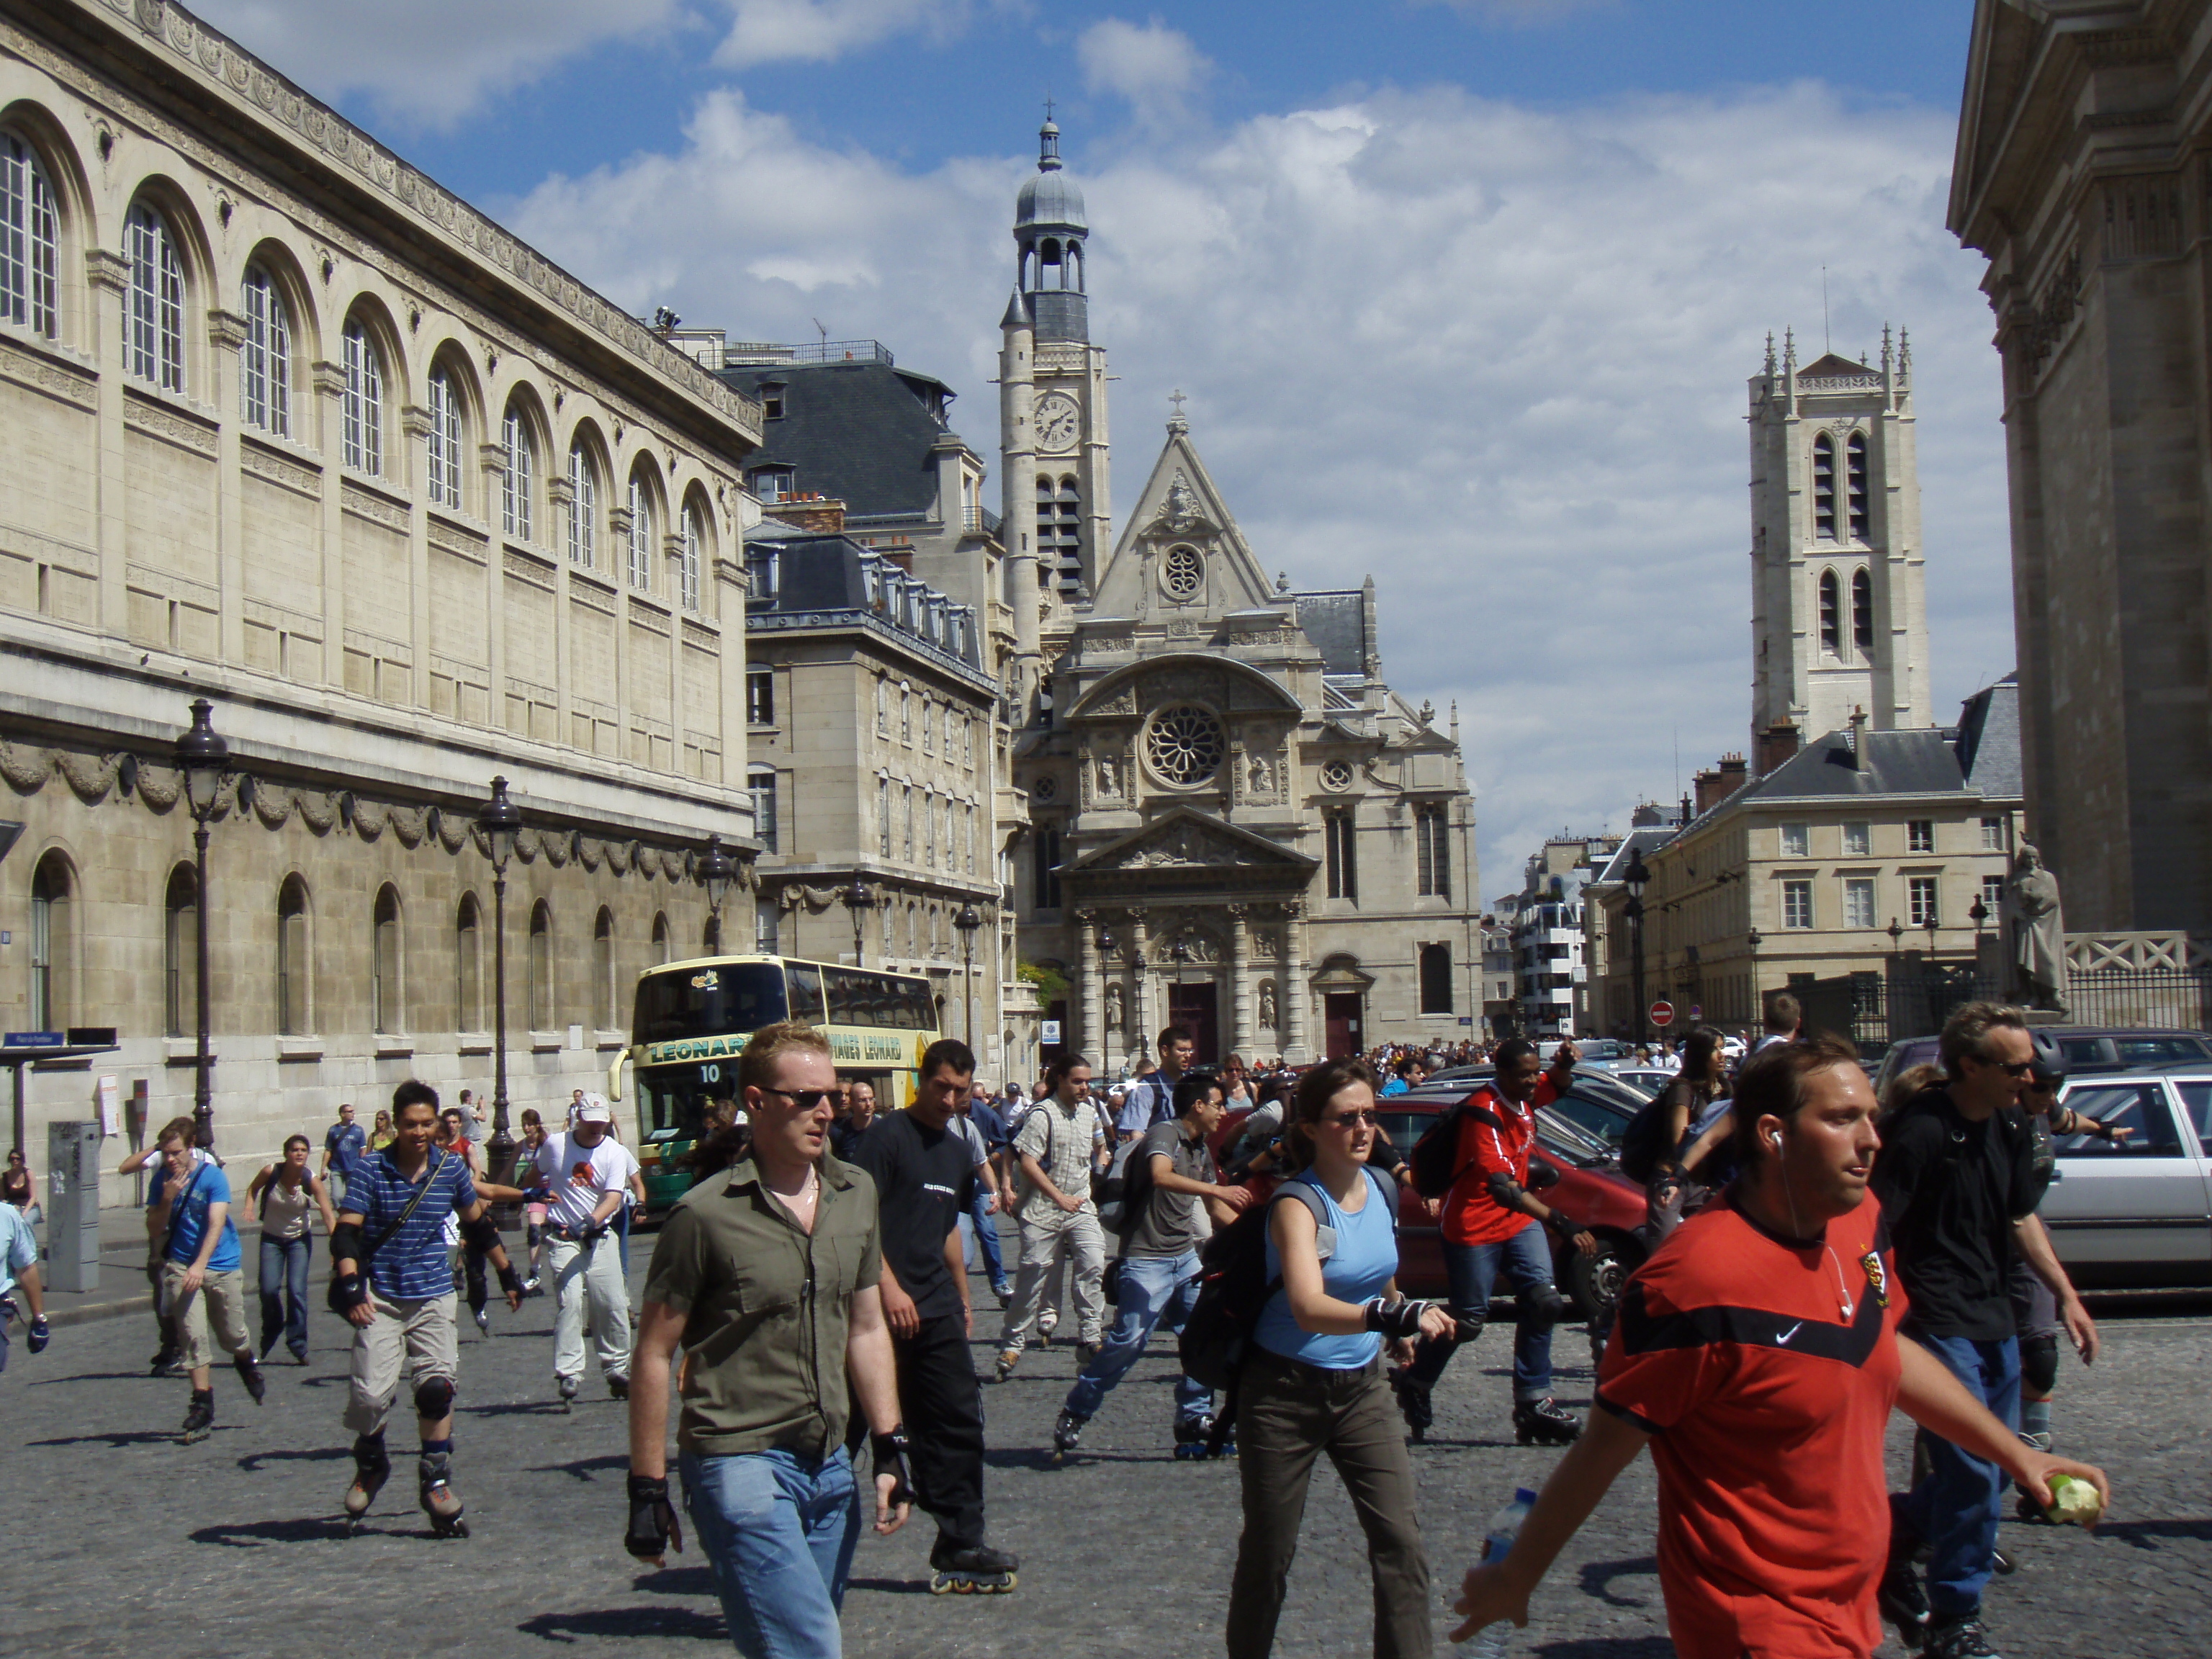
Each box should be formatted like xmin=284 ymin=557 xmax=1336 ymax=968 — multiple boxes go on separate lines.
xmin=2 ymin=1249 xmax=2207 ymax=1658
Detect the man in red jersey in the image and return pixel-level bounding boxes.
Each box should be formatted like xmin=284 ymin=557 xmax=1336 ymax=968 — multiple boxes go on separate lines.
xmin=1448 ymin=1035 xmax=2108 ymax=1659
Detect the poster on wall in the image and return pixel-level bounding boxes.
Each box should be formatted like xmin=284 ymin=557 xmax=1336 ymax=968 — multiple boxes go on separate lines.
xmin=97 ymin=1074 xmax=120 ymax=1137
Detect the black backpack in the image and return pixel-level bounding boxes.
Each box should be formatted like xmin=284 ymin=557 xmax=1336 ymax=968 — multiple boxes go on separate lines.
xmin=1619 ymin=1079 xmax=1698 ymax=1185
xmin=1179 ymin=1166 xmax=1401 ymax=1391
xmin=1408 ymin=1091 xmax=1508 ymax=1199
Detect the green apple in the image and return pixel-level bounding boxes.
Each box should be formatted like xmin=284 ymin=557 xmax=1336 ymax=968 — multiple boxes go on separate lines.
xmin=2043 ymin=1474 xmax=2104 ymax=1527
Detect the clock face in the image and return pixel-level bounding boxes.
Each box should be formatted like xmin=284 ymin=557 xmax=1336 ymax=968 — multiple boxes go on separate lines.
xmin=1035 ymin=392 xmax=1081 ymax=453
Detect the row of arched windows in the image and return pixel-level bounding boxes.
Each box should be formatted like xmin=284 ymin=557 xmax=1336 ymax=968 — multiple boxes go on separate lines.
xmin=1817 ymin=567 xmax=1876 ymax=658
xmin=0 ymin=114 xmax=716 ymax=609
xmin=1811 ymin=431 xmax=1871 ymax=542
xmin=1037 ymin=472 xmax=1081 ymax=588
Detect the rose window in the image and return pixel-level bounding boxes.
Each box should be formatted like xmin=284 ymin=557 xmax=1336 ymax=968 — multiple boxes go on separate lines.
xmin=1146 ymin=705 xmax=1225 ymax=786
xmin=1163 ymin=544 xmax=1204 ymax=601
xmin=1320 ymin=760 xmax=1354 ymax=792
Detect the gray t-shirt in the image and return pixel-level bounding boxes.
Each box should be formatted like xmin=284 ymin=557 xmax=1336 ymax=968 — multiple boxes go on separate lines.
xmin=1126 ymin=1119 xmax=1214 ymax=1259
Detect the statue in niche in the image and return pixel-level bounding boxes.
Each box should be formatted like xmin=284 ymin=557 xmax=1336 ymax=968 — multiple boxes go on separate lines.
xmin=2002 ymin=843 xmax=2069 ymax=1014
xmin=1259 ymin=979 xmax=1280 ymax=1031
xmin=1097 ymin=754 xmax=1120 ymax=798
xmin=1105 ymin=981 xmax=1125 ymax=1033
xmin=1247 ymin=754 xmax=1272 ymax=796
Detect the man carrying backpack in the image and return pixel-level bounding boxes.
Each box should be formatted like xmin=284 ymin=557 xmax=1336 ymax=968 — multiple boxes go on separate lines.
xmin=1116 ymin=1025 xmax=1195 ymax=1141
xmin=993 ymin=1053 xmax=1109 ymax=1381
xmin=1053 ymin=1071 xmax=1240 ymax=1462
xmin=1395 ymin=1037 xmax=1596 ymax=1445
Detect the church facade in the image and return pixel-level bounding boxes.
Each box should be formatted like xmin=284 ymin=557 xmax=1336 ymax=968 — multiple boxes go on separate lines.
xmin=996 ymin=123 xmax=1481 ymax=1071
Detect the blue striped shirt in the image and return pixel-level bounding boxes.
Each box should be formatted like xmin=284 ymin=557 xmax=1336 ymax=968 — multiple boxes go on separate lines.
xmin=341 ymin=1148 xmax=478 ymax=1300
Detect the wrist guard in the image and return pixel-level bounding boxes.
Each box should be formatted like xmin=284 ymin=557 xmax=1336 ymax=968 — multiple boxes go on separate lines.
xmin=325 ymin=1269 xmax=369 ymax=1317
xmin=462 ymin=1213 xmax=503 ymax=1255
xmin=27 ymin=1315 xmax=50 ymax=1354
xmin=1542 ymin=1208 xmax=1581 ymax=1241
xmin=496 ymin=1262 xmax=523 ymax=1298
xmin=624 ymin=1473 xmax=683 ymax=1564
xmin=328 ymin=1220 xmax=364 ymax=1264
xmin=871 ymin=1428 xmax=916 ymax=1508
xmin=1362 ymin=1297 xmax=1431 ymax=1341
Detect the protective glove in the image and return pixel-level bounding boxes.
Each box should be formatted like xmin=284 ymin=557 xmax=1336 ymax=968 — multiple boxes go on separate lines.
xmin=27 ymin=1316 xmax=50 ymax=1354
xmin=1542 ymin=1208 xmax=1582 ymax=1243
xmin=1362 ymin=1297 xmax=1433 ymax=1341
xmin=625 ymin=1473 xmax=684 ymax=1566
xmin=326 ymin=1270 xmax=369 ymax=1316
xmin=871 ymin=1428 xmax=916 ymax=1509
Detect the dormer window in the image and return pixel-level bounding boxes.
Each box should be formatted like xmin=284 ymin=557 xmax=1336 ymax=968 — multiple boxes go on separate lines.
xmin=747 ymin=547 xmax=780 ymax=601
xmin=760 ymin=382 xmax=786 ymax=421
xmin=752 ymin=465 xmax=794 ymax=503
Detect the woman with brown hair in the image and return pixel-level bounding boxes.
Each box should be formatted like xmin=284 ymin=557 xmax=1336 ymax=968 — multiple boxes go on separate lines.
xmin=1646 ymin=1023 xmax=1731 ymax=1238
xmin=1226 ymin=1058 xmax=1455 ymax=1659
xmin=245 ymin=1134 xmax=338 ymax=1363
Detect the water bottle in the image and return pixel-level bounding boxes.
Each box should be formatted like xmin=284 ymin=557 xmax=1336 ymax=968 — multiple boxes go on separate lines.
xmin=1462 ymin=1487 xmax=1538 ymax=1656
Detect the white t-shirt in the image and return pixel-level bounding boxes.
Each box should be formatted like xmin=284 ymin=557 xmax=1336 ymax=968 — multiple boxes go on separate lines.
xmin=534 ymin=1131 xmax=642 ymax=1232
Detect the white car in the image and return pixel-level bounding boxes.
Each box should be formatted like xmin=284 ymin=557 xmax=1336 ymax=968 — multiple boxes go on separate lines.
xmin=2045 ymin=1069 xmax=2212 ymax=1289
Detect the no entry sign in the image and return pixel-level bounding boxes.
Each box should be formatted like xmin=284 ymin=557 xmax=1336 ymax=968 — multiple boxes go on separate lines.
xmin=1648 ymin=1000 xmax=1676 ymax=1028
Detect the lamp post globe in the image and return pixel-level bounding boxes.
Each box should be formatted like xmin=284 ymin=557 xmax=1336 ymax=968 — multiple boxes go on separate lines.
xmin=174 ymin=699 xmax=230 ymax=1149
xmin=841 ymin=879 xmax=874 ymax=967
xmin=477 ymin=776 xmax=523 ymax=1190
xmin=700 ymin=834 xmax=736 ymax=917
xmin=955 ymin=903 xmax=983 ymax=1046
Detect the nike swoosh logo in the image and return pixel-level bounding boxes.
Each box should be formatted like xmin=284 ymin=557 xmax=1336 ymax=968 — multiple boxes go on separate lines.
xmin=1775 ymin=1322 xmax=1802 ymax=1345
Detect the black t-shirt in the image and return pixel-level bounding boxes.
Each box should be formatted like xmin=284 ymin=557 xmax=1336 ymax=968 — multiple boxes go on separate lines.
xmin=850 ymin=1110 xmax=973 ymax=1322
xmin=1871 ymin=1086 xmax=2041 ymax=1341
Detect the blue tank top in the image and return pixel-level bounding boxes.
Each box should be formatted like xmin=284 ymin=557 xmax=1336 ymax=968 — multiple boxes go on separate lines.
xmin=1254 ymin=1167 xmax=1400 ymax=1370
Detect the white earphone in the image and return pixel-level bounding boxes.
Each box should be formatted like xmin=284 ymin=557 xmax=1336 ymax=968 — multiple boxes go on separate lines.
xmin=1768 ymin=1130 xmax=1783 ymax=1149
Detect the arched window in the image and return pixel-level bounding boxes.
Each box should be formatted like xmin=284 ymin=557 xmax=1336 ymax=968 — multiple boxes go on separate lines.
xmin=342 ymin=320 xmax=383 ymax=475
xmin=278 ymin=876 xmax=312 ymax=1036
xmin=426 ymin=368 xmax=462 ymax=508
xmin=680 ymin=500 xmax=703 ymax=611
xmin=1851 ymin=567 xmax=1874 ymax=655
xmin=750 ymin=763 xmax=779 ymax=854
xmin=1846 ymin=431 xmax=1870 ymax=541
xmin=240 ymin=264 xmax=290 ymax=436
xmin=628 ymin=470 xmax=655 ymax=590
xmin=1812 ymin=432 xmax=1836 ymax=540
xmin=454 ymin=894 xmax=481 ymax=1032
xmin=1 ymin=132 xmax=60 ymax=338
xmin=567 ymin=442 xmax=598 ymax=567
xmin=593 ymin=907 xmax=616 ymax=1030
xmin=124 ymin=202 xmax=184 ymax=392
xmin=529 ymin=900 xmax=553 ymax=1029
xmin=29 ymin=852 xmax=72 ymax=1030
xmin=1818 ymin=569 xmax=1842 ymax=654
xmin=163 ymin=864 xmax=197 ymax=1039
xmin=1037 ymin=472 xmax=1081 ymax=585
xmin=502 ymin=403 xmax=534 ymax=540
xmin=876 ymin=677 xmax=888 ymax=735
xmin=651 ymin=912 xmax=671 ymax=964
xmin=372 ymin=884 xmax=403 ymax=1034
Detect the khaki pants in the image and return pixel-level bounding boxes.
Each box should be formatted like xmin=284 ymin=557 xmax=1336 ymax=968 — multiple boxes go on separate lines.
xmin=161 ymin=1263 xmax=251 ymax=1370
xmin=1227 ymin=1349 xmax=1434 ymax=1659
xmin=546 ymin=1230 xmax=631 ymax=1383
xmin=997 ymin=1208 xmax=1105 ymax=1352
xmin=344 ymin=1291 xmax=459 ymax=1435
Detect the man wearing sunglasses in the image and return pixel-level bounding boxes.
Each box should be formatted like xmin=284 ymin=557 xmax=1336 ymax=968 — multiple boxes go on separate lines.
xmin=1871 ymin=1002 xmax=2100 ymax=1659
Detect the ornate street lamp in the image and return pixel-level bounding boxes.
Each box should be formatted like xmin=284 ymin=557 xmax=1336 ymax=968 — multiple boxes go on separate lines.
xmin=1172 ymin=935 xmax=1191 ymax=988
xmin=956 ymin=903 xmax=983 ymax=1046
xmin=1969 ymin=894 xmax=1990 ymax=939
xmin=1624 ymin=847 xmax=1649 ymax=1048
xmin=699 ymin=835 xmax=735 ymax=943
xmin=841 ymin=878 xmax=874 ymax=967
xmin=174 ymin=699 xmax=228 ymax=1151
xmin=1925 ymin=908 xmax=1940 ymax=960
xmin=477 ymin=777 xmax=522 ymax=1188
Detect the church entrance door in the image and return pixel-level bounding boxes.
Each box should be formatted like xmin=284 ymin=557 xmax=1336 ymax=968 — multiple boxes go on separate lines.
xmin=1167 ymin=983 xmax=1220 ymax=1066
xmin=1323 ymin=993 xmax=1364 ymax=1061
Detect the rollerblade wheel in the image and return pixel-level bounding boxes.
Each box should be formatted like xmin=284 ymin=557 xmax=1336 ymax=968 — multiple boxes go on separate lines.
xmin=931 ymin=1569 xmax=1018 ymax=1595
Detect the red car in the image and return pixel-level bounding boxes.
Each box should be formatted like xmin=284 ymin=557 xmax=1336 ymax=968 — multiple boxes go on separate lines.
xmin=1210 ymin=1092 xmax=1650 ymax=1318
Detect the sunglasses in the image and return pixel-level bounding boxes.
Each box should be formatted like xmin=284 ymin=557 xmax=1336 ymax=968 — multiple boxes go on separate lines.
xmin=1321 ymin=1110 xmax=1380 ymax=1129
xmin=1978 ymin=1059 xmax=2036 ymax=1078
xmin=762 ymin=1087 xmax=840 ymax=1112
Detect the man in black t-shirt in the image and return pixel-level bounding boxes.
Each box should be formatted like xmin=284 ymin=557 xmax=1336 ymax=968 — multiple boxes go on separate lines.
xmin=850 ymin=1039 xmax=1019 ymax=1593
xmin=1871 ymin=1003 xmax=2099 ymax=1659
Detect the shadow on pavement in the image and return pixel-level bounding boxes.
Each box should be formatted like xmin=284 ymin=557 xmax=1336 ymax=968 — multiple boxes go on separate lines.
xmin=529 ymin=1452 xmax=629 ymax=1481
xmin=1574 ymin=1555 xmax=1660 ymax=1608
xmin=29 ymin=1428 xmax=194 ymax=1449
xmin=189 ymin=1516 xmax=351 ymax=1547
xmin=469 ymin=1400 xmax=575 ymax=1417
xmin=845 ymin=1576 xmax=933 ymax=1596
xmin=30 ymin=1370 xmax=171 ymax=1385
xmin=516 ymin=1607 xmax=727 ymax=1642
xmin=1532 ymin=1640 xmax=1676 ymax=1658
xmin=2095 ymin=1518 xmax=2212 ymax=1550
xmin=236 ymin=1445 xmax=349 ymax=1472
xmin=631 ymin=1565 xmax=718 ymax=1597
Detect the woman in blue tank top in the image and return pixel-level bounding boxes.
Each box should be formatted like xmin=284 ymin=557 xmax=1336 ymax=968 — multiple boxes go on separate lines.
xmin=1226 ymin=1060 xmax=1456 ymax=1659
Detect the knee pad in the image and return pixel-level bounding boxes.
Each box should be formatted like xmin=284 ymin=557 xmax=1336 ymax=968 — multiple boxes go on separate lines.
xmin=413 ymin=1375 xmax=456 ymax=1419
xmin=1521 ymin=1283 xmax=1569 ymax=1331
xmin=2020 ymin=1334 xmax=2059 ymax=1397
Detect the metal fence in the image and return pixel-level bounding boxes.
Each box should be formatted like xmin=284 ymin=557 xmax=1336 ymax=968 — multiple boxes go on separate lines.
xmin=1800 ymin=961 xmax=2212 ymax=1050
xmin=2063 ymin=966 xmax=2212 ymax=1030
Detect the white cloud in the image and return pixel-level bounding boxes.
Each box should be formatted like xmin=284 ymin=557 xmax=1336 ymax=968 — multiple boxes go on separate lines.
xmin=188 ymin=0 xmax=686 ymax=129
xmin=500 ymin=81 xmax=2008 ymax=893
xmin=712 ymin=0 xmax=979 ymax=69
xmin=1077 ymin=17 xmax=1213 ymax=126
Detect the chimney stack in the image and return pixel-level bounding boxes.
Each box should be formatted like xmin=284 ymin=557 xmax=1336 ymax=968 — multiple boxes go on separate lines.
xmin=1694 ymin=753 xmax=1750 ymax=817
xmin=764 ymin=495 xmax=847 ymax=534
xmin=1755 ymin=719 xmax=1801 ymax=776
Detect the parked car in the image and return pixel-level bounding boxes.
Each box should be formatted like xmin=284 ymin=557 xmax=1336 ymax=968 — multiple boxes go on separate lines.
xmin=2042 ymin=1068 xmax=2212 ymax=1289
xmin=1610 ymin=1067 xmax=1676 ymax=1099
xmin=1424 ymin=1062 xmax=1496 ymax=1085
xmin=1573 ymin=1039 xmax=1632 ymax=1069
xmin=1871 ymin=1025 xmax=2212 ymax=1101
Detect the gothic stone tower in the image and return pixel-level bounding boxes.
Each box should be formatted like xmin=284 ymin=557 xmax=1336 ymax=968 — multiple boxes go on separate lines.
xmin=999 ymin=118 xmax=1112 ymax=696
xmin=1748 ymin=328 xmax=1930 ymax=747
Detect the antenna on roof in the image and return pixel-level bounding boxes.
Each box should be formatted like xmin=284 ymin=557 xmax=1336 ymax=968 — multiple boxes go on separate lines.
xmin=1822 ymin=266 xmax=1831 ymax=354
xmin=812 ymin=318 xmax=828 ymax=347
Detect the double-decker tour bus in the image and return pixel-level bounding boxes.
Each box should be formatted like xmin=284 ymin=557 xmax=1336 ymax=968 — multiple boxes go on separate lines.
xmin=611 ymin=953 xmax=939 ymax=1213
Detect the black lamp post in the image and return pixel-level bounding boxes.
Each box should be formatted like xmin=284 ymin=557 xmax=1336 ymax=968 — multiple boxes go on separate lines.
xmin=842 ymin=879 xmax=874 ymax=966
xmin=1172 ymin=936 xmax=1190 ymax=988
xmin=478 ymin=777 xmax=521 ymax=1188
xmin=955 ymin=903 xmax=982 ymax=1046
xmin=1624 ymin=848 xmax=1649 ymax=1047
xmin=1969 ymin=894 xmax=1990 ymax=940
xmin=175 ymin=699 xmax=228 ymax=1151
xmin=700 ymin=835 xmax=735 ymax=951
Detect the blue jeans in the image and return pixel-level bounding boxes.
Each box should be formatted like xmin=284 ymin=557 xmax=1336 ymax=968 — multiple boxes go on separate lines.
xmin=963 ymin=1190 xmax=1007 ymax=1289
xmin=616 ymin=1202 xmax=632 ymax=1275
xmin=258 ymin=1233 xmax=313 ymax=1359
xmin=1064 ymin=1251 xmax=1213 ymax=1426
xmin=681 ymin=1447 xmax=860 ymax=1659
xmin=1403 ymin=1220 xmax=1557 ymax=1402
xmin=1903 ymin=1329 xmax=2021 ymax=1619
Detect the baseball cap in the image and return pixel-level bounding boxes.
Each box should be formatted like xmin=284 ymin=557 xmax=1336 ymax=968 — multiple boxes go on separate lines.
xmin=577 ymin=1094 xmax=613 ymax=1123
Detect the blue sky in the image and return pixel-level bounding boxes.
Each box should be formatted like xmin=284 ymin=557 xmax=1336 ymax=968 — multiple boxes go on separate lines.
xmin=194 ymin=1 xmax=2000 ymax=900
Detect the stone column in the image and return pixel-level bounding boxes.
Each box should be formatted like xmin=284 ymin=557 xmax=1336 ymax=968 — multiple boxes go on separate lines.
xmin=1282 ymin=900 xmax=1310 ymax=1064
xmin=1227 ymin=902 xmax=1253 ymax=1061
xmin=1128 ymin=909 xmax=1151 ymax=1058
xmin=1076 ymin=908 xmax=1100 ymax=1059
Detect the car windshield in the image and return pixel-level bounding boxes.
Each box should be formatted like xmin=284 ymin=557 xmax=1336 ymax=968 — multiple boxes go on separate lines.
xmin=2056 ymin=1082 xmax=2184 ymax=1156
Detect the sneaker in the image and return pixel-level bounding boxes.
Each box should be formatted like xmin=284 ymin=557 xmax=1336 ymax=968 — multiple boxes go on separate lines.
xmin=1879 ymin=1496 xmax=1930 ymax=1653
xmin=472 ymin=1307 xmax=491 ymax=1337
xmin=992 ymin=1281 xmax=1014 ymax=1308
xmin=1925 ymin=1615 xmax=2001 ymax=1659
xmin=608 ymin=1374 xmax=630 ymax=1401
xmin=1074 ymin=1341 xmax=1101 ymax=1370
xmin=557 ymin=1375 xmax=579 ymax=1412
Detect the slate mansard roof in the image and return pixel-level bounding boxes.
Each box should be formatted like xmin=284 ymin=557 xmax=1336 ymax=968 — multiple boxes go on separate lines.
xmin=718 ymin=359 xmax=961 ymax=521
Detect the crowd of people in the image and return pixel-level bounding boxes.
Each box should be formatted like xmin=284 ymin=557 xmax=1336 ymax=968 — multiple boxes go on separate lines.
xmin=0 ymin=998 xmax=2123 ymax=1659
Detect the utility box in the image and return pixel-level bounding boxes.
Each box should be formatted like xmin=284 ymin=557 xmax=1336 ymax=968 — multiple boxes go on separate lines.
xmin=45 ymin=1120 xmax=102 ymax=1292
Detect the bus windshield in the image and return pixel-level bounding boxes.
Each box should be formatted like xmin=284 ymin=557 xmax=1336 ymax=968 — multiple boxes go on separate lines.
xmin=633 ymin=961 xmax=788 ymax=1046
xmin=635 ymin=1063 xmax=733 ymax=1146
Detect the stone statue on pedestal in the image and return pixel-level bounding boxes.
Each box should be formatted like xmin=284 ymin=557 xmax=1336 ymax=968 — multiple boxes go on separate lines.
xmin=2002 ymin=842 xmax=2069 ymax=1014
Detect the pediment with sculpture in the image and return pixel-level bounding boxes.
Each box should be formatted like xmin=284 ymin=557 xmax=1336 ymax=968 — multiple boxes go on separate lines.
xmin=1068 ymin=808 xmax=1316 ymax=881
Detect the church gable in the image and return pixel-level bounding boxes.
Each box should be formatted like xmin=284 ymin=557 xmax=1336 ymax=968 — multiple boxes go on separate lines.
xmin=1069 ymin=807 xmax=1315 ymax=879
xmin=1090 ymin=423 xmax=1281 ymax=620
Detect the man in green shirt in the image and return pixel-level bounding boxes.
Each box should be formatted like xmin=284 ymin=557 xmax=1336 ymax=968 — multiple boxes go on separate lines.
xmin=626 ymin=1022 xmax=911 ymax=1659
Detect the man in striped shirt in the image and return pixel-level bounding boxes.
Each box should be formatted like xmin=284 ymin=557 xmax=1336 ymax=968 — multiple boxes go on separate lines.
xmin=331 ymin=1079 xmax=522 ymax=1537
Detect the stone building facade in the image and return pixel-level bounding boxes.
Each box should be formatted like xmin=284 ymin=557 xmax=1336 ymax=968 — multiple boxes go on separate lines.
xmin=997 ymin=125 xmax=1480 ymax=1071
xmin=0 ymin=0 xmax=760 ymax=1184
xmin=1950 ymin=0 xmax=2212 ymax=932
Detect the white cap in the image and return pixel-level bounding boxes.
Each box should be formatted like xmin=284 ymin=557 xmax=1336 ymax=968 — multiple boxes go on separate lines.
xmin=577 ymin=1094 xmax=613 ymax=1124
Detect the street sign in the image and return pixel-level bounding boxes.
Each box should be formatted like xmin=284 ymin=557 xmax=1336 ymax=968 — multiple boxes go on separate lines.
xmin=3 ymin=1031 xmax=63 ymax=1048
xmin=1689 ymin=1004 xmax=1702 ymax=1021
xmin=1040 ymin=1019 xmax=1063 ymax=1044
xmin=1648 ymin=1001 xmax=1676 ymax=1028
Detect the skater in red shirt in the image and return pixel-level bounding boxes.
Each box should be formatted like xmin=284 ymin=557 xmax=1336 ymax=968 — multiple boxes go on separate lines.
xmin=1448 ymin=1034 xmax=2108 ymax=1659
